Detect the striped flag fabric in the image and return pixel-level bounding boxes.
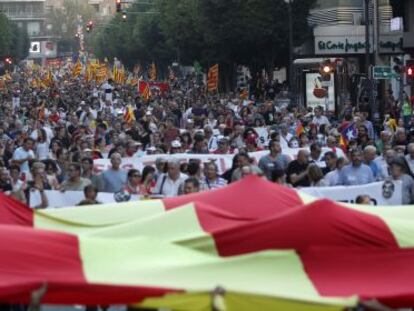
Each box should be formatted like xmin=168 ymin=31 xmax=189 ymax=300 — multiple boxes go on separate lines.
xmin=139 ymin=81 xmax=152 ymax=101
xmin=5 ymin=176 xmax=414 ymax=309
xmin=123 ymin=105 xmax=135 ymax=124
xmin=295 ymin=120 xmax=305 ymax=137
xmin=207 ymin=64 xmax=219 ymax=92
xmin=95 ymin=64 xmax=108 ymax=84
xmin=72 ymin=59 xmax=82 ymax=78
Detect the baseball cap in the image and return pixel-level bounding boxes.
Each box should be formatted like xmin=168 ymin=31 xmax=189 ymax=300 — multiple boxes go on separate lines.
xmin=171 ymin=140 xmax=182 ymax=148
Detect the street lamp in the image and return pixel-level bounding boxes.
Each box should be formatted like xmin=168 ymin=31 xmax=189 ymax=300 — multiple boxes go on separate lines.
xmin=284 ymin=0 xmax=294 ymax=93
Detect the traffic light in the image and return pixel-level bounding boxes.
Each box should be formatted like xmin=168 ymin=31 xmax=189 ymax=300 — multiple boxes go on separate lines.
xmin=319 ymin=60 xmax=335 ymax=81
xmin=86 ymin=20 xmax=93 ymax=32
xmin=116 ymin=0 xmax=122 ymax=13
xmin=407 ymin=59 xmax=414 ymax=84
xmin=122 ymin=11 xmax=127 ymax=21
xmin=4 ymin=57 xmax=12 ymax=65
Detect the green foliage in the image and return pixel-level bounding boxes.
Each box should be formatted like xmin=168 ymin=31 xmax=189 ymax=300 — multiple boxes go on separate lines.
xmin=0 ymin=13 xmax=29 ymax=60
xmin=92 ymin=0 xmax=316 ymax=81
xmin=48 ymin=0 xmax=96 ymax=53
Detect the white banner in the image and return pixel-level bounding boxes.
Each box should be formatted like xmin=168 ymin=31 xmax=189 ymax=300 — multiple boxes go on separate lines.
xmin=255 ymin=127 xmax=269 ymax=148
xmin=301 ymin=181 xmax=403 ymax=206
xmin=94 ymin=148 xmax=335 ymax=175
xmin=30 ymin=190 xmax=140 ymax=209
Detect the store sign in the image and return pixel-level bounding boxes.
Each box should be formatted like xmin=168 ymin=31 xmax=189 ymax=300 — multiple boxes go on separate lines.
xmin=305 ymin=73 xmax=336 ymax=112
xmin=316 ymin=36 xmax=403 ymax=55
xmin=29 ymin=42 xmax=41 ymax=54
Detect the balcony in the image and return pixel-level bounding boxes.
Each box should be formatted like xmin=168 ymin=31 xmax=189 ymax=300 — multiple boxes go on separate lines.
xmin=3 ymin=11 xmax=46 ymax=20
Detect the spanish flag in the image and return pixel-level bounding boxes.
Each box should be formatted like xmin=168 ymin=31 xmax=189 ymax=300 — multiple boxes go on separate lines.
xmin=72 ymin=59 xmax=82 ymax=78
xmin=207 ymin=64 xmax=219 ymax=92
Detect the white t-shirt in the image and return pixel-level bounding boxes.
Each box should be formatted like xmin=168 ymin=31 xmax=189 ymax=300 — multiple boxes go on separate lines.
xmin=154 ymin=173 xmax=188 ymax=197
xmin=13 ymin=147 xmax=35 ymax=173
xmin=312 ymin=115 xmax=330 ymax=127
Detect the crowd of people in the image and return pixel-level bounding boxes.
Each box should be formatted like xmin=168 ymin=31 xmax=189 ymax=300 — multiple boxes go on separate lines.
xmin=1 ymin=63 xmax=414 ymax=208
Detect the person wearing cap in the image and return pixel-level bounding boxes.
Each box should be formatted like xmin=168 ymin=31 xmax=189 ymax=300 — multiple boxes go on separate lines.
xmin=170 ymin=140 xmax=183 ymax=154
xmin=389 ymin=156 xmax=414 ymax=204
xmin=338 ymin=148 xmax=374 ymax=186
xmin=154 ymin=159 xmax=188 ymax=197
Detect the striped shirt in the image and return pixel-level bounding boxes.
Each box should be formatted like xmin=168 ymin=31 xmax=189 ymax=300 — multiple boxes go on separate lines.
xmin=201 ymin=177 xmax=227 ymax=191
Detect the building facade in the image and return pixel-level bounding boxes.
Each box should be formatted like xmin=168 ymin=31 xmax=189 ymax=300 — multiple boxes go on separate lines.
xmin=402 ymin=0 xmax=414 ymax=52
xmin=0 ymin=0 xmax=56 ymax=62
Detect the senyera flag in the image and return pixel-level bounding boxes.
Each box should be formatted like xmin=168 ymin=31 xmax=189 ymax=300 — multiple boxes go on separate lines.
xmin=3 ymin=176 xmax=414 ymax=308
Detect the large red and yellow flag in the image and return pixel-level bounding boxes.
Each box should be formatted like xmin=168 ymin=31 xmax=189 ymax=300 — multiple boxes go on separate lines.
xmin=72 ymin=59 xmax=82 ymax=78
xmin=207 ymin=64 xmax=219 ymax=92
xmin=5 ymin=176 xmax=414 ymax=309
xmin=95 ymin=64 xmax=108 ymax=84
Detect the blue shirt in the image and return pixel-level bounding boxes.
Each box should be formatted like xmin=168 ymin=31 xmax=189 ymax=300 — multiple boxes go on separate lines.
xmin=100 ymin=169 xmax=127 ymax=193
xmin=339 ymin=164 xmax=374 ymax=186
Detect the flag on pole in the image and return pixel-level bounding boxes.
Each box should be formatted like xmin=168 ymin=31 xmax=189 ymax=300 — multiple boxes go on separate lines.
xmin=149 ymin=62 xmax=157 ymax=81
xmin=340 ymin=123 xmax=357 ymax=148
xmin=139 ymin=81 xmax=151 ymax=101
xmin=295 ymin=120 xmax=305 ymax=137
xmin=95 ymin=64 xmax=108 ymax=84
xmin=43 ymin=70 xmax=53 ymax=87
xmin=207 ymin=64 xmax=219 ymax=92
xmin=123 ymin=105 xmax=136 ymax=124
xmin=72 ymin=59 xmax=82 ymax=78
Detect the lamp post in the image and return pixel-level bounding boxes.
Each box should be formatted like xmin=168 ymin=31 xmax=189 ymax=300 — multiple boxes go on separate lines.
xmin=364 ymin=0 xmax=371 ymax=74
xmin=284 ymin=0 xmax=294 ymax=93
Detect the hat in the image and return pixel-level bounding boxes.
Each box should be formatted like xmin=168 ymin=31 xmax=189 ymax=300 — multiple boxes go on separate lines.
xmin=83 ymin=148 xmax=93 ymax=152
xmin=218 ymin=135 xmax=229 ymax=143
xmin=171 ymin=140 xmax=182 ymax=148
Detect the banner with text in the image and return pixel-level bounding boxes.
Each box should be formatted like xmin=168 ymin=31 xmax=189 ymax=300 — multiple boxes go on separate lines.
xmin=300 ymin=180 xmax=403 ymax=206
xmin=94 ymin=148 xmax=333 ymax=175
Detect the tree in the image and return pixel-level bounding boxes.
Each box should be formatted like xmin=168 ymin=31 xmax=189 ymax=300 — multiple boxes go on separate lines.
xmin=0 ymin=13 xmax=13 ymax=57
xmin=0 ymin=13 xmax=29 ymax=61
xmin=47 ymin=0 xmax=96 ymax=54
xmin=91 ymin=0 xmax=316 ymax=89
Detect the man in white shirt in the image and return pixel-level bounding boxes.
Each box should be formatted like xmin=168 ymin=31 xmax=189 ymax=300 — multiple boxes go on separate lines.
xmin=312 ymin=106 xmax=330 ymax=128
xmin=12 ymin=138 xmax=35 ymax=174
xmin=154 ymin=159 xmax=188 ymax=197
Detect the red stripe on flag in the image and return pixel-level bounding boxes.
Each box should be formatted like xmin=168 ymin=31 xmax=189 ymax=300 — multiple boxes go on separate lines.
xmin=211 ymin=199 xmax=399 ymax=256
xmin=0 ymin=193 xmax=33 ymax=226
xmin=0 ymin=225 xmax=181 ymax=305
xmin=300 ymin=247 xmax=414 ymax=308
